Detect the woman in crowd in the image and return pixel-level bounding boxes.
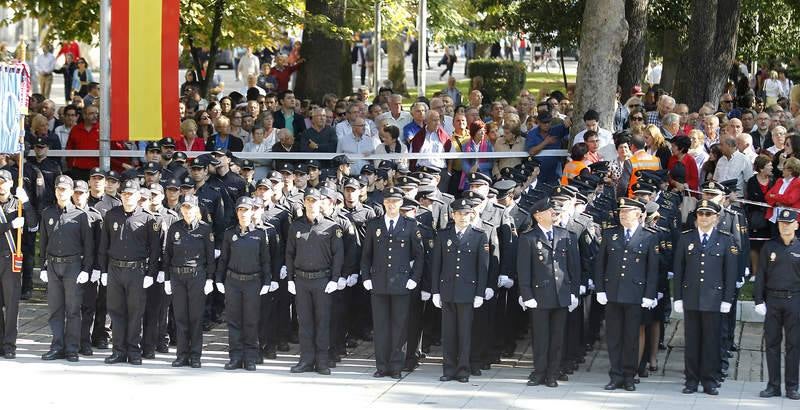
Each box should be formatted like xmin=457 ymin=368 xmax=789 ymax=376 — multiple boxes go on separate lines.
xmin=667 ymin=136 xmax=699 ymax=191
xmin=627 ymin=108 xmax=646 ymax=138
xmin=765 ymin=157 xmax=800 ymax=224
xmin=459 ymin=120 xmax=494 ymax=189
xmin=374 ymin=124 xmax=408 ymax=169
xmin=644 ymin=125 xmax=671 ymax=169
xmin=772 ymin=133 xmax=800 ymax=180
xmin=71 ymin=58 xmax=94 ymax=97
xmin=687 ymin=129 xmax=709 ymax=174
xmin=766 ymin=126 xmax=786 ymax=156
xmin=177 ymin=119 xmax=208 ymax=152
xmin=700 ymin=144 xmax=721 ymax=183
xmin=609 ymin=133 xmax=632 ymax=183
xmin=561 ymin=143 xmax=589 ymax=185
xmin=746 ymin=155 xmax=774 ymax=274
xmin=492 ymin=121 xmax=525 ymax=178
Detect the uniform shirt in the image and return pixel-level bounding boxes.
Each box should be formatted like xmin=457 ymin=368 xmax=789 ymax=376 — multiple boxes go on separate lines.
xmin=216 ymin=224 xmax=272 ymax=285
xmin=360 ymin=215 xmax=425 ymax=294
xmin=98 ymin=206 xmax=161 ymax=277
xmin=38 ymin=203 xmax=94 ymax=272
xmin=194 ymin=182 xmax=227 ymax=247
xmin=31 ymin=157 xmax=62 ymax=211
xmin=285 ymin=215 xmax=344 ymax=282
xmin=431 ymin=225 xmax=490 ymax=304
xmin=77 ymin=204 xmax=103 ymax=272
xmin=88 ymin=193 xmax=121 ymax=218
xmin=0 ymin=196 xmax=36 ymax=256
xmin=754 ymin=237 xmax=800 ymax=305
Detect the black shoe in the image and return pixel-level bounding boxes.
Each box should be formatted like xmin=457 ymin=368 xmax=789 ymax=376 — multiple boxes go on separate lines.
xmin=290 ymin=363 xmax=314 ymax=373
xmin=128 ymin=357 xmax=142 ymax=365
xmin=557 ymin=374 xmax=568 ymax=382
xmin=787 ymin=390 xmax=800 ymax=400
xmin=624 ymin=382 xmax=636 ymax=391
xmin=172 ymin=357 xmax=189 ymax=367
xmin=224 ymin=359 xmax=242 ymax=370
xmin=373 ymin=370 xmax=386 ymax=378
xmin=277 ymin=342 xmax=290 ymax=352
xmin=457 ymin=376 xmax=469 ymax=383
xmin=481 ymin=363 xmax=491 ymax=370
xmin=658 ymin=342 xmax=667 ymax=351
xmin=190 ymin=358 xmax=202 ymax=368
xmin=316 ymin=367 xmax=331 ymax=375
xmin=345 ymin=339 xmax=358 ymax=348
xmin=94 ymin=340 xmax=109 ymax=350
xmin=730 ymin=344 xmax=739 ymax=352
xmin=633 ymin=378 xmax=640 ymax=384
xmin=327 ymin=360 xmax=337 ymax=369
xmin=263 ymin=350 xmax=277 ymax=360
xmin=142 ymin=350 xmax=156 ymax=360
xmin=244 ymin=361 xmax=257 ymax=371
xmin=3 ymin=351 xmax=15 ymax=359
xmin=256 ymin=356 xmax=264 ymax=365
xmin=584 ymin=343 xmax=594 ymax=352
xmin=604 ymin=381 xmax=621 ymax=390
xmin=79 ymin=346 xmax=93 ymax=356
xmin=704 ymin=386 xmax=719 ymax=396
xmin=759 ymin=386 xmax=781 ymax=398
xmin=402 ymin=361 xmax=419 ymax=372
xmin=41 ymin=350 xmax=66 ymax=361
xmin=720 ymin=369 xmax=729 ymax=378
xmin=390 ymin=372 xmax=401 ymax=379
xmin=527 ymin=378 xmax=543 ymax=386
xmin=66 ymin=353 xmax=79 ymax=362
xmin=682 ymin=386 xmax=697 ymax=394
xmin=471 ymin=369 xmax=482 ymax=376
xmin=440 ymin=376 xmax=454 ymax=382
xmin=724 ymin=350 xmax=733 ymax=358
xmin=289 ymin=334 xmax=299 ymax=344
xmin=545 ymin=379 xmax=559 ymax=388
xmin=648 ymin=363 xmax=658 ymax=372
xmin=20 ymin=290 xmax=32 ymax=300
xmin=156 ymin=345 xmax=169 ymax=354
xmin=639 ymin=368 xmax=649 ymax=378
xmin=104 ymin=352 xmax=126 ymax=364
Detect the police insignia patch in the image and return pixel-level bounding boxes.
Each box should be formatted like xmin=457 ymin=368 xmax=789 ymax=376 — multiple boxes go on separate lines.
xmin=153 ymin=222 xmax=160 ymax=231
xmin=770 ymin=252 xmax=776 ymax=262
xmin=296 ymin=231 xmax=301 ymax=239
xmin=209 ymin=233 xmax=214 ymax=242
xmin=484 ymin=244 xmax=490 ymax=252
xmin=232 ymin=234 xmax=238 ymax=241
xmin=113 ymin=222 xmax=119 ymax=231
xmin=376 ymin=229 xmax=381 ymax=237
xmin=48 ymin=218 xmax=53 ymax=226
xmin=612 ymin=234 xmax=618 ymax=241
xmin=416 ymin=230 xmax=422 ymax=239
xmin=447 ymin=239 xmax=452 ymax=247
xmin=428 ymin=240 xmax=434 ymax=249
xmin=174 ymin=232 xmax=180 ymax=241
xmin=688 ymin=243 xmax=694 ymax=251
xmin=537 ymin=241 xmax=542 ymax=249
xmin=730 ymin=246 xmax=739 ymax=255
xmin=336 ymin=229 xmax=343 ymax=238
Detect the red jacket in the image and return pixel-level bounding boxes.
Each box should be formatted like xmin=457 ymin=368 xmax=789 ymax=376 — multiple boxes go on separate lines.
xmin=667 ymin=154 xmax=699 ymax=191
xmin=268 ymin=64 xmax=300 ymax=92
xmin=66 ymin=122 xmax=99 ymax=170
xmin=766 ymin=177 xmax=800 ymax=221
xmin=409 ymin=126 xmax=452 ymax=169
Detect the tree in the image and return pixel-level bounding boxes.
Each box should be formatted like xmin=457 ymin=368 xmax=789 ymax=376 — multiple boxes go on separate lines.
xmin=617 ymin=0 xmax=649 ymax=101
xmin=673 ymin=0 xmax=742 ymax=111
xmin=0 ymin=0 xmax=99 ymax=43
xmin=572 ymin=0 xmax=628 ymax=135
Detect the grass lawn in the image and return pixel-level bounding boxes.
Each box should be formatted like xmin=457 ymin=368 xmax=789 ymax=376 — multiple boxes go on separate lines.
xmin=404 ymin=71 xmax=577 ymax=104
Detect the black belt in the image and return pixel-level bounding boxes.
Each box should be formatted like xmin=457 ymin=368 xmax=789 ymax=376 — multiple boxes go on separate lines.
xmin=110 ymin=258 xmax=146 ymax=269
xmin=295 ymin=269 xmax=330 ymax=280
xmin=767 ymin=289 xmax=800 ymax=299
xmin=48 ymin=255 xmax=81 ymax=264
xmin=170 ymin=266 xmax=198 ymax=275
xmin=228 ymin=271 xmax=258 ymax=281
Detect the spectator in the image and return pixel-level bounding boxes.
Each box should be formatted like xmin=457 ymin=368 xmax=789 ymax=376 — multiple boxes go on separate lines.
xmin=410 ymin=110 xmax=451 ymax=174
xmin=661 ymin=112 xmax=681 ymax=141
xmin=177 ymin=119 xmax=207 ymax=152
xmin=336 ymin=114 xmax=379 ymax=174
xmin=437 ymin=46 xmax=456 ymax=80
xmin=492 ymin=121 xmax=525 ymax=178
xmin=374 ymin=124 xmax=408 ymax=169
xmin=34 ymin=44 xmax=56 ymax=99
xmin=459 ymin=120 xmax=494 ymax=189
xmin=619 ymin=134 xmax=660 ymax=197
xmin=206 ymin=116 xmax=244 ymax=152
xmin=269 ymin=54 xmax=302 ymax=92
xmin=272 ymin=90 xmax=306 ymax=136
xmin=525 ymin=112 xmax=570 ymax=183
xmin=772 ymin=133 xmax=800 ymax=180
xmin=608 ymin=133 xmax=632 ymax=183
xmin=703 ymin=114 xmax=721 ymax=151
xmin=766 ymin=157 xmax=800 ymax=222
xmin=583 ymin=130 xmax=603 ymax=164
xmin=746 ymin=155 xmax=774 ymax=272
xmin=180 ymin=70 xmax=200 ymax=96
xmin=700 ymin=144 xmax=722 ymax=183
xmin=561 ymin=143 xmax=589 ymax=185
xmin=447 ymin=112 xmax=471 ymax=193
xmin=402 ymin=102 xmax=427 ymax=145
xmin=300 ymin=107 xmax=337 ymax=159
xmin=236 ymin=47 xmax=260 ymax=83
xmin=26 ymin=114 xmax=61 ymax=151
xmin=228 ymin=110 xmax=251 ymax=144
xmin=443 ymin=76 xmax=462 ymax=107
xmin=667 ymin=136 xmax=699 ymax=191
xmin=71 ymin=57 xmax=94 ymax=97
xmin=736 ymin=133 xmax=758 ymax=163
xmin=83 ymin=82 xmax=100 ymax=107
xmin=713 ymin=135 xmax=753 ymax=193
xmin=572 ymin=109 xmax=616 ymax=160
xmin=256 ymin=63 xmax=278 ymax=92
xmin=54 ymin=52 xmax=77 ymax=104
xmin=53 ymin=104 xmax=78 ymax=152
xmin=644 ymin=124 xmax=671 ymax=169
xmin=376 ymin=94 xmax=412 ymax=131
xmin=65 ymin=105 xmax=100 ymax=180
xmin=646 ymin=94 xmax=675 ymax=127
xmin=767 ymin=126 xmax=786 ymax=156
xmin=430 ymin=97 xmax=454 ymax=135
xmin=271 ymin=128 xmax=301 ymax=169
xmin=207 ymin=101 xmax=223 ymax=124
xmin=763 ymin=70 xmax=783 ymax=106
xmin=752 ymin=111 xmax=772 ymax=150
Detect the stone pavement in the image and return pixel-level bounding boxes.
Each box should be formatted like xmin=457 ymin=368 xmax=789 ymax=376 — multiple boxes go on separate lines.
xmin=3 ymin=293 xmax=796 ymax=409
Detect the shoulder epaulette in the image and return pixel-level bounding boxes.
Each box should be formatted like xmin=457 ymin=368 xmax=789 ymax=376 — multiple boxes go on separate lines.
xmin=682 ymin=229 xmax=693 ymax=234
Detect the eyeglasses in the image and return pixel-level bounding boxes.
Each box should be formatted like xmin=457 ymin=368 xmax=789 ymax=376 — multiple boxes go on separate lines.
xmin=336 ymin=112 xmax=346 ymax=117
xmin=200 ymin=116 xmax=210 ymax=120
xmin=630 ymin=116 xmax=644 ymax=121
xmin=697 ymin=211 xmax=716 ymax=217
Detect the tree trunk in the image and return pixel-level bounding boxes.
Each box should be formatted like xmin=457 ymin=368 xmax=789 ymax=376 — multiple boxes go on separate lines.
xmin=659 ymin=29 xmax=682 ymax=94
xmin=673 ymin=0 xmax=741 ymax=111
xmin=617 ymin=0 xmax=648 ymax=101
xmin=189 ymin=0 xmax=224 ymax=99
xmin=294 ymin=0 xmax=352 ymax=103
xmin=572 ymin=0 xmax=628 ymax=137
xmin=387 ymin=37 xmax=407 ymax=95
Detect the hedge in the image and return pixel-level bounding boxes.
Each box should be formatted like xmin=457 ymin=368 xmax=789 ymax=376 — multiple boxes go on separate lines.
xmin=467 ymin=59 xmax=527 ymax=102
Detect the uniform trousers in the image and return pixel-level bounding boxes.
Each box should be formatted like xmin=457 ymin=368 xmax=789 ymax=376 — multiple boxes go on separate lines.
xmin=605 ymin=301 xmax=642 ymax=384
xmin=683 ymin=309 xmax=721 ymax=389
xmin=224 ymin=276 xmax=260 ymax=362
xmin=106 ymin=265 xmax=147 ymax=359
xmin=171 ymin=271 xmax=207 ymax=360
xmin=470 ymin=297 xmax=495 ymax=370
xmin=91 ymin=283 xmax=111 ymax=345
xmin=295 ymin=277 xmax=331 ymax=368
xmin=371 ymin=293 xmax=410 ymax=374
xmin=46 ymin=259 xmax=83 ymax=354
xmin=765 ymin=295 xmax=800 ymax=392
xmin=530 ymin=307 xmax=567 ymax=381
xmin=0 ymin=255 xmax=18 ymax=353
xmin=405 ymin=288 xmax=425 ymax=367
xmin=80 ymin=281 xmax=98 ymax=350
xmin=143 ymin=282 xmax=169 ymax=352
xmin=441 ymin=301 xmax=473 ymax=378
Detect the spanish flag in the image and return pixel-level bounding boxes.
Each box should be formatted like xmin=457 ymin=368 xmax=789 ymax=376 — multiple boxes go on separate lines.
xmin=110 ymin=0 xmax=180 ymax=141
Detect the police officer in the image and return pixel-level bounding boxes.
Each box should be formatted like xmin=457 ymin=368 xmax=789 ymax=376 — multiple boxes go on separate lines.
xmin=673 ymin=199 xmax=738 ymax=395
xmin=361 ymin=187 xmax=424 ymax=378
xmin=215 ymin=196 xmax=273 ymax=371
xmin=30 ymin=135 xmax=62 ymax=211
xmin=98 ymin=179 xmax=161 ymax=365
xmin=517 ymin=198 xmax=580 ymax=387
xmin=431 ymin=198 xmax=490 ymax=383
xmin=162 ymin=194 xmax=215 ymax=368
xmin=753 ymin=209 xmax=800 ymax=400
xmin=594 ymin=198 xmax=659 ymax=391
xmin=285 ymin=188 xmax=344 ymax=375
xmin=38 ymin=175 xmax=94 ymax=362
xmin=71 ymin=180 xmax=104 ymax=356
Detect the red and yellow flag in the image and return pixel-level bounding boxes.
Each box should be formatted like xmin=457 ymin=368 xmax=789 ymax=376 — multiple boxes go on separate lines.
xmin=110 ymin=0 xmax=180 ymax=141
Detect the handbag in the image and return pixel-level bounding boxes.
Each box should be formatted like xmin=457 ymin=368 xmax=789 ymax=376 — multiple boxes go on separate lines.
xmin=679 ymin=191 xmax=697 ymax=225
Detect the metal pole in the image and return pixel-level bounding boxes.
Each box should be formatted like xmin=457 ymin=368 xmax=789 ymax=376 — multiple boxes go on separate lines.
xmin=373 ymin=0 xmax=382 ymax=96
xmin=417 ymin=0 xmax=426 ymax=97
xmin=99 ymin=0 xmax=111 ymax=170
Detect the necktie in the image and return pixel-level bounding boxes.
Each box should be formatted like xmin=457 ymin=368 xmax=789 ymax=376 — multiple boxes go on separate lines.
xmin=701 ymin=233 xmax=708 ymax=248
xmin=625 ymin=229 xmax=631 ymax=243
xmin=547 ymin=231 xmax=553 ymax=242
xmin=457 ymin=230 xmax=463 ymax=240
xmin=389 ymin=219 xmax=395 ymax=234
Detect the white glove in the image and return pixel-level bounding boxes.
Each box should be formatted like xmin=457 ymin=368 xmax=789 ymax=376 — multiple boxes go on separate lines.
xmin=101 ymin=273 xmax=108 ymax=286
xmin=524 ymin=298 xmax=538 ymax=309
xmin=216 ymin=282 xmax=225 ymax=294
xmin=497 ymin=275 xmax=512 ymax=288
xmin=204 ymin=279 xmax=214 ymax=295
xmin=720 ymin=301 xmax=732 ymax=313
xmin=587 ymin=278 xmax=595 ymax=290
xmin=346 ymin=273 xmax=358 ymax=287
xmin=568 ymin=294 xmax=579 ymax=312
xmin=259 ymin=285 xmax=269 ymax=295
xmin=754 ymin=303 xmax=766 ymax=316
xmin=287 ymin=280 xmax=296 ymax=295
xmin=90 ymin=269 xmax=101 ymax=283
xmin=579 ymin=285 xmax=587 ymax=295
xmin=473 ymin=296 xmax=484 ymax=308
xmin=596 ymin=292 xmax=608 ymax=305
xmin=667 ymin=271 xmax=674 ymax=280
xmin=650 ymin=298 xmax=659 ymax=309
xmin=214 ymin=249 xmax=221 ymax=258
xmin=421 ymin=290 xmax=431 ymax=301
xmin=641 ymin=298 xmax=655 ymax=309
xmin=77 ymin=271 xmax=89 ymax=284
xmin=657 ymin=292 xmax=664 ymax=300
xmin=156 ymin=271 xmax=165 ymax=283
xmin=337 ymin=277 xmax=347 ymax=290
xmin=14 ymin=187 xmax=28 ymax=204
xmin=164 ymin=281 xmax=172 ymax=295
xmin=269 ymin=281 xmax=279 ymax=292
xmin=484 ymin=287 xmax=494 ymax=300
xmin=28 ymin=224 xmax=38 ymax=233
xmin=11 ymin=217 xmax=24 ymax=229
xmin=673 ymin=300 xmax=684 ymax=313
xmin=406 ymin=279 xmax=417 ymax=290
xmin=363 ymin=279 xmax=373 ymax=291
xmin=280 ymin=265 xmax=288 ymax=280
xmin=745 ymin=267 xmax=751 ymax=277
xmin=736 ymin=278 xmax=744 ymax=289
xmin=324 ymin=281 xmax=338 ymax=294
xmin=143 ymin=276 xmax=154 ymax=289
xmin=519 ymin=296 xmax=527 ymax=310
xmin=40 ymin=270 xmax=48 ymax=283
xmin=432 ymin=293 xmax=441 ymax=308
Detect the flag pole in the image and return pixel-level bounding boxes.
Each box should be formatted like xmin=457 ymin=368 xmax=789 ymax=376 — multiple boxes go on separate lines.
xmin=99 ymin=0 xmax=111 ymax=170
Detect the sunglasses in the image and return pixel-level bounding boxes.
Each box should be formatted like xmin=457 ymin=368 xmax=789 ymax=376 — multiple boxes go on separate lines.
xmin=697 ymin=211 xmax=716 ymax=217
xmin=336 ymin=112 xmax=346 ymax=117
xmin=631 ymin=117 xmax=644 ymax=121
xmin=721 ymin=100 xmax=733 ymax=103
xmin=200 ymin=116 xmax=210 ymax=120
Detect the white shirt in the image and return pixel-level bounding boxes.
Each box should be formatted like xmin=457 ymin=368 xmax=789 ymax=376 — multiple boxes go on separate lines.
xmin=336 ymin=124 xmax=380 ymax=174
xmin=713 ymin=150 xmax=753 ymax=193
xmin=572 ymin=127 xmax=616 ymax=160
xmin=767 ymin=145 xmax=781 ymax=156
xmin=622 ymin=224 xmax=639 ymax=240
xmin=237 ymin=54 xmax=260 ymax=80
xmin=417 ymin=130 xmax=447 ymax=169
xmin=697 ymin=228 xmax=714 ymax=243
xmin=647 ymin=64 xmax=662 ymax=85
xmin=54 ymin=124 xmax=72 ymax=149
xmin=538 ymin=224 xmax=553 ymax=241
xmin=375 ymin=111 xmax=412 ymax=130
xmin=442 ymin=115 xmax=454 ymax=135
xmin=34 ymin=52 xmax=56 ymax=75
xmin=385 ymin=215 xmax=399 ymax=231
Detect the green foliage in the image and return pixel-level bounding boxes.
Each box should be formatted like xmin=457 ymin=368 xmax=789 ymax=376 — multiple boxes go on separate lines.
xmin=485 ymin=0 xmax=584 ymax=49
xmin=737 ymin=0 xmax=800 ymax=62
xmin=0 ymin=0 xmax=99 ymax=43
xmin=467 ymin=58 xmax=526 ymax=101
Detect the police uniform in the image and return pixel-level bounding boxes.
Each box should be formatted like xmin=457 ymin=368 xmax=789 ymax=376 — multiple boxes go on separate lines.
xmin=262 ymin=178 xmax=294 ymax=352
xmin=595 ymin=198 xmax=659 ymax=390
xmin=404 ymin=201 xmax=435 ymax=372
xmin=754 ymin=209 xmax=800 ymax=400
xmin=4 ymin=161 xmax=44 ymax=299
xmin=431 ymin=198 xmax=490 ymax=382
xmin=39 ymin=176 xmax=94 ymax=361
xmin=341 ymin=190 xmax=377 ymax=343
xmin=673 ymin=200 xmax=738 ymax=395
xmin=216 ymin=197 xmax=273 ymax=371
xmin=98 ymin=179 xmax=161 ymax=365
xmin=30 ymin=136 xmax=63 ymax=211
xmin=361 ymin=187 xmax=424 ymax=378
xmin=74 ymin=182 xmax=104 ymax=355
xmin=286 ymin=188 xmax=344 ymax=374
xmin=517 ymin=198 xmax=581 ymax=387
